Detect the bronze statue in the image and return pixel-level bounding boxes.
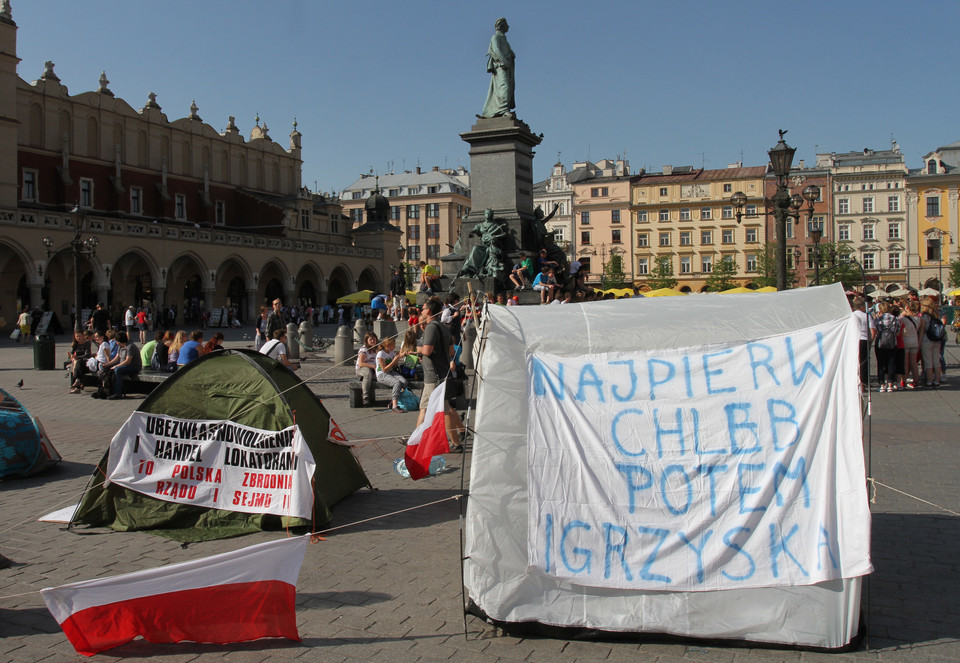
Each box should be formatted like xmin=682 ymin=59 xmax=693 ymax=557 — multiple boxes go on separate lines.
xmin=458 ymin=209 xmax=507 ymax=279
xmin=479 ymin=17 xmax=515 ymax=119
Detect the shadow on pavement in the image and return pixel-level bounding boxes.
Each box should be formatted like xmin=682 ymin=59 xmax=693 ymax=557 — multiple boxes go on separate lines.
xmin=867 ymin=512 xmax=960 ymax=646
xmin=324 ymin=488 xmax=463 ymax=536
xmin=0 ymin=607 xmax=61 ymax=637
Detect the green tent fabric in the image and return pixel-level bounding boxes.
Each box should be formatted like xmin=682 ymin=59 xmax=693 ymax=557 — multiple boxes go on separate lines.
xmin=70 ymin=349 xmax=370 ymax=541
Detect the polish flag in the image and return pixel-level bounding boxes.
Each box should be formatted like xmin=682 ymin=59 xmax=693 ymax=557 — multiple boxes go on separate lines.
xmin=404 ymin=380 xmax=450 ymax=480
xmin=41 ymin=536 xmax=308 ymax=656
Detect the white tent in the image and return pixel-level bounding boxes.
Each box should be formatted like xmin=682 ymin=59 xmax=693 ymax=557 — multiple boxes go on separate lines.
xmin=464 ymin=284 xmax=871 ymax=648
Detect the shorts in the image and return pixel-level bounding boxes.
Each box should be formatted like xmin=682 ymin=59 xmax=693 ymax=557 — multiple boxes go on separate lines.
xmin=138 ymin=323 xmax=147 ymax=331
xmin=419 ymin=381 xmax=438 ymax=409
xmin=533 ymin=284 xmax=548 ymax=291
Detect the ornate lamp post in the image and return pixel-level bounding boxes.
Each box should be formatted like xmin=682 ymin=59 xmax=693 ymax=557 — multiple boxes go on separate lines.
xmin=808 ymin=217 xmax=823 ymax=285
xmin=43 ymin=205 xmax=99 ymax=332
xmin=731 ymin=131 xmax=820 ymax=291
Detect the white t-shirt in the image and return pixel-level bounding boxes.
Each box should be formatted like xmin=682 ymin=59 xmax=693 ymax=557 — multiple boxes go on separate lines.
xmin=260 ymin=339 xmax=287 ymax=362
xmin=853 ymin=310 xmax=869 ymax=341
xmin=375 ymin=349 xmax=396 ymax=374
xmin=125 ymin=309 xmax=135 ymax=326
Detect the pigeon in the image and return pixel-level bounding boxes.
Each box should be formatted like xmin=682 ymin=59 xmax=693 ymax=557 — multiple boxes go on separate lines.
xmin=16 ymin=379 xmax=23 ymax=389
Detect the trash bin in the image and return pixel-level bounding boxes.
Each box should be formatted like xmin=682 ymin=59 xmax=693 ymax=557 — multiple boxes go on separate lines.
xmin=34 ymin=333 xmax=56 ymax=370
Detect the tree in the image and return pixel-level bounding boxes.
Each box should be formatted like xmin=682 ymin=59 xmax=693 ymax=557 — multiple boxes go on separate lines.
xmin=948 ymin=258 xmax=960 ymax=289
xmin=646 ymin=255 xmax=677 ymax=290
xmin=815 ymin=241 xmax=863 ymax=290
xmin=600 ymin=254 xmax=628 ymax=290
xmin=752 ymin=242 xmax=797 ymax=289
xmin=704 ymin=256 xmax=739 ymax=292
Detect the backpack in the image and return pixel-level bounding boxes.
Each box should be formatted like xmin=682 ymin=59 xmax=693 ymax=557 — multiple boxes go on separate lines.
xmin=876 ymin=318 xmax=897 ymax=349
xmin=926 ymin=315 xmax=946 ymax=342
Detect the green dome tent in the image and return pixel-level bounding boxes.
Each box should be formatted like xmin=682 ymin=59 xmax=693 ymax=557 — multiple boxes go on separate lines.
xmin=71 ymin=349 xmax=370 ymax=541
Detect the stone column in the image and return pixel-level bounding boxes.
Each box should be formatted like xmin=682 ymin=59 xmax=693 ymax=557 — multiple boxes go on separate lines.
xmin=153 ymin=286 xmax=166 ymax=311
xmin=203 ymin=288 xmax=214 ymax=312
xmin=246 ymin=288 xmax=258 ymax=322
xmin=28 ymin=283 xmax=43 ymax=310
xmin=95 ymin=286 xmax=109 ymax=305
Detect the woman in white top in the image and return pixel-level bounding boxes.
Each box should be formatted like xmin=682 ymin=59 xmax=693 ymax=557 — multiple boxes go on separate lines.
xmin=375 ymin=336 xmax=408 ymax=412
xmin=355 ymin=332 xmax=378 ymax=407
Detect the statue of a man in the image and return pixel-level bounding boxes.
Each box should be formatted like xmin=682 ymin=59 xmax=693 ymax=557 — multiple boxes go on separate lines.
xmin=479 ymin=17 xmax=515 ymax=119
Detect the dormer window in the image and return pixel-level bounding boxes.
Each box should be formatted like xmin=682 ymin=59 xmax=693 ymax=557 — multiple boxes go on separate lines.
xmin=928 ymin=159 xmax=937 ymax=174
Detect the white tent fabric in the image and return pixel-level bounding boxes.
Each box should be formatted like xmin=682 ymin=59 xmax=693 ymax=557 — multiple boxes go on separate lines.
xmin=464 ymin=283 xmax=870 ymax=648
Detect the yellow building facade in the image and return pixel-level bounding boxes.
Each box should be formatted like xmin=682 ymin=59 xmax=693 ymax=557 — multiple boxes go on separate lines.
xmin=630 ymin=166 xmax=767 ymax=291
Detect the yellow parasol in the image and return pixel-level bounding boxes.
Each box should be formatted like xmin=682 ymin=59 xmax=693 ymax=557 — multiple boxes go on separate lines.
xmin=643 ymin=287 xmax=688 ymax=297
xmin=335 ymin=290 xmax=374 ymax=305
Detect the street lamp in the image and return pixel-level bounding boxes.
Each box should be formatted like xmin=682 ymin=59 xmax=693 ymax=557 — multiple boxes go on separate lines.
xmin=43 ymin=205 xmax=99 ymax=332
xmin=808 ymin=218 xmax=823 ymax=285
xmin=929 ymin=228 xmax=951 ymax=304
xmin=731 ymin=131 xmax=820 ymax=291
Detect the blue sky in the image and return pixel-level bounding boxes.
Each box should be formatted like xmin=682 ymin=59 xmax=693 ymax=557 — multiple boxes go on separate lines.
xmin=12 ymin=1 xmax=960 ymax=194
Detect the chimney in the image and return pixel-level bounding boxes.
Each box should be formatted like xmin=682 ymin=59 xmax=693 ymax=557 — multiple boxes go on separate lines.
xmin=432 ymin=166 xmax=439 ymax=171
xmin=416 ymin=166 xmax=421 ymax=174
xmin=798 ymin=160 xmax=805 ymax=170
xmin=662 ymin=165 xmax=673 ymax=175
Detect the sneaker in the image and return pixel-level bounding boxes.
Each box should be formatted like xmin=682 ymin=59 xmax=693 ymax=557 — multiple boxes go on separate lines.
xmin=906 ymin=383 xmax=915 ymax=389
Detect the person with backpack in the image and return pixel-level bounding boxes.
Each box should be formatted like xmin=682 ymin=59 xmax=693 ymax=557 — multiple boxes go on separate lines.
xmin=919 ymin=297 xmax=944 ymax=388
xmin=873 ymin=301 xmax=900 ymax=392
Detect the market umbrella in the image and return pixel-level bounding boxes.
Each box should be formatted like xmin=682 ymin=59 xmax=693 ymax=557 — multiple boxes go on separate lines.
xmin=887 ymin=288 xmax=911 ymax=297
xmin=754 ymin=286 xmax=778 ymax=293
xmin=917 ymin=287 xmax=942 ymax=297
xmin=405 ymin=290 xmax=418 ymax=305
xmin=335 ymin=290 xmax=373 ymax=305
xmin=719 ymin=286 xmax=758 ymax=294
xmin=866 ymin=291 xmax=888 ymax=298
xmin=644 ymin=287 xmax=688 ymax=297
xmin=947 ymin=288 xmax=960 ymax=297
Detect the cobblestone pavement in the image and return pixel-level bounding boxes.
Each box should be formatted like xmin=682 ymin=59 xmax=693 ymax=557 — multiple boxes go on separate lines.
xmin=1 ymin=325 xmax=958 ymax=662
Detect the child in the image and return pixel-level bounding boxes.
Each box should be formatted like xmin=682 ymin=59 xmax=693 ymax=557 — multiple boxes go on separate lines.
xmin=375 ymin=337 xmax=408 ymax=412
xmin=356 ymin=332 xmax=378 ymax=407
xmin=509 ymin=252 xmax=533 ymax=290
xmin=399 ymin=328 xmax=420 ymax=380
xmin=532 ymin=265 xmax=557 ymax=304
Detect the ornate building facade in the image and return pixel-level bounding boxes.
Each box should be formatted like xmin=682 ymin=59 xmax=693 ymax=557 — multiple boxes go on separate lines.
xmin=905 ymin=140 xmax=960 ymax=291
xmin=0 ymin=4 xmax=393 ymax=330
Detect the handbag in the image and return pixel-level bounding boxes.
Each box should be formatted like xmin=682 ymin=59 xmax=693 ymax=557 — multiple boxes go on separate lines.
xmin=397 ymin=388 xmax=420 ymax=412
xmin=9 ymin=329 xmax=20 ymax=340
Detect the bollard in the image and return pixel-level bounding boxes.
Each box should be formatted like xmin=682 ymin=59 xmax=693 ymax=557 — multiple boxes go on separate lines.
xmin=353 ymin=318 xmax=367 ymax=345
xmin=298 ymin=320 xmax=314 ymax=351
xmin=334 ymin=324 xmax=354 ymax=367
xmin=286 ymin=322 xmax=300 ymax=360
xmin=373 ymin=319 xmax=397 ymax=344
xmin=461 ymin=323 xmax=477 ymax=370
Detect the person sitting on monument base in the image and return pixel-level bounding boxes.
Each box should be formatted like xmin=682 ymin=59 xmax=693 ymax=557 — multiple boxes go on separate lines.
xmin=418 ymin=261 xmax=441 ymax=294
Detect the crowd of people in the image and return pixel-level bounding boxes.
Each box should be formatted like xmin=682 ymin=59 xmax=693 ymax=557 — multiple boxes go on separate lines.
xmin=852 ymin=293 xmax=953 ymax=392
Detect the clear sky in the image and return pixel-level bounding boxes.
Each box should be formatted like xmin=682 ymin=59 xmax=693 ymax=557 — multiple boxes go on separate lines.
xmin=11 ymin=1 xmax=960 ymax=195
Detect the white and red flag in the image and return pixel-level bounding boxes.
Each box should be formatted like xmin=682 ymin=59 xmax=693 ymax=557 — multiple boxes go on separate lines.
xmin=41 ymin=536 xmax=308 ymax=656
xmin=404 ymin=380 xmax=450 ymax=480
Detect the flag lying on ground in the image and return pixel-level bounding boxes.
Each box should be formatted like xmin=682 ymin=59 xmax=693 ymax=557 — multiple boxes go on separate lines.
xmin=404 ymin=380 xmax=450 ymax=480
xmin=41 ymin=536 xmax=308 ymax=656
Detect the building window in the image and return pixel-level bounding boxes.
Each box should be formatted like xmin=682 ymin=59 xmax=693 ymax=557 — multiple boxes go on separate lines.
xmin=552 ymin=226 xmax=566 ymax=243
xmin=388 ymin=188 xmax=399 ymax=197
xmin=659 ymin=187 xmax=668 ymax=196
xmin=700 ymin=207 xmax=712 ymax=220
xmin=722 ymin=205 xmax=733 ymax=219
xmin=427 ymin=186 xmax=439 ymax=194
xmin=611 ymin=209 xmax=621 ymax=224
xmin=680 ymin=256 xmax=691 ymax=274
xmin=927 ymin=238 xmax=942 ymax=261
xmin=390 ymin=206 xmax=400 ymax=221
xmin=745 ymin=228 xmax=758 ymax=243
xmin=426 ymin=203 xmax=440 ymax=218
xmin=838 ymin=224 xmax=850 ymax=241
xmin=216 ymin=201 xmax=226 ymax=225
xmin=22 ymin=170 xmax=37 ymax=201
xmin=175 ymin=193 xmax=186 ymax=220
xmin=887 ymin=195 xmax=900 ymax=212
xmin=888 ymin=222 xmax=901 ymax=240
xmin=406 ymin=204 xmax=420 ymax=219
xmin=351 ymin=191 xmax=362 ymax=200
xmin=80 ymin=179 xmax=94 ymax=208
xmin=722 ymin=229 xmax=734 ymax=244
xmin=723 ymin=183 xmax=732 ymax=193
xmin=927 ymin=160 xmax=937 ymax=174
xmin=680 ymin=208 xmax=691 ymax=221
xmin=927 ymin=196 xmax=941 ymax=217
xmin=350 ymin=208 xmax=363 ymax=225
xmin=637 ymin=258 xmax=648 ymax=275
xmin=863 ymin=225 xmax=875 ymax=241
xmin=582 ymin=211 xmax=591 ymax=225
xmin=785 ymin=223 xmax=794 ymax=239
xmin=591 ymin=187 xmax=608 ymax=197
xmin=612 ymin=229 xmax=622 ymax=244
xmin=130 ymin=187 xmax=142 ymax=214
xmin=659 ymin=232 xmax=671 ymax=246
xmin=702 ymin=255 xmax=713 ymax=273
xmin=636 ymin=210 xmax=648 ymax=223
xmin=427 ymin=224 xmax=440 ymax=239
xmin=746 ymin=253 xmax=757 ymax=272
xmin=838 ymin=198 xmax=849 ymax=214
xmin=863 ymin=197 xmax=874 ymax=214
xmin=701 ymin=230 xmax=712 ymax=245
xmin=331 ymin=215 xmax=340 ymax=234
xmin=580 ymin=230 xmax=592 ymax=245
xmin=680 ymin=231 xmax=692 ymax=246
xmin=581 ymin=257 xmax=592 ymax=273
xmin=659 ymin=209 xmax=669 ymax=222
xmin=637 ymin=233 xmax=649 ymax=248
xmin=426 ymin=244 xmax=440 ymax=259
xmin=407 ymin=245 xmax=420 ymax=261
xmin=862 ymin=252 xmax=875 ymax=270
xmin=408 ymin=225 xmax=420 ymax=240
xmin=889 ymin=252 xmax=901 ymax=270
xmin=745 ymin=204 xmax=757 ymax=216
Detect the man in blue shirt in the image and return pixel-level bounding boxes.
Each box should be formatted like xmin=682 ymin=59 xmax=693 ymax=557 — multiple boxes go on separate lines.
xmin=177 ymin=330 xmax=204 ymax=367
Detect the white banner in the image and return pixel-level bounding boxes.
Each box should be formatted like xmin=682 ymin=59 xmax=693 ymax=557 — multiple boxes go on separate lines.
xmin=527 ymin=317 xmax=871 ymax=591
xmin=106 ymin=413 xmax=316 ymax=518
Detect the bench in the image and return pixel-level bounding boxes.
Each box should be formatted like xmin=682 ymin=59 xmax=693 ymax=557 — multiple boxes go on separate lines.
xmin=348 ymin=379 xmax=424 ymax=408
xmin=81 ymin=369 xmax=170 ymax=394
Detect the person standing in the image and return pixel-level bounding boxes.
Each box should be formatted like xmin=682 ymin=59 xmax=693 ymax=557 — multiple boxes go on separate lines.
xmin=389 ymin=267 xmax=407 ymax=321
xmin=124 ymin=306 xmax=136 ymax=340
xmin=266 ymin=299 xmax=285 ymax=339
xmin=415 ymin=297 xmax=465 ymax=450
xmin=479 ymin=17 xmax=515 ymax=119
xmin=254 ymin=306 xmax=269 ymax=351
xmin=88 ymin=302 xmax=111 ymax=336
xmin=135 ymin=308 xmax=148 ymax=344
xmin=16 ymin=306 xmax=31 ymax=343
